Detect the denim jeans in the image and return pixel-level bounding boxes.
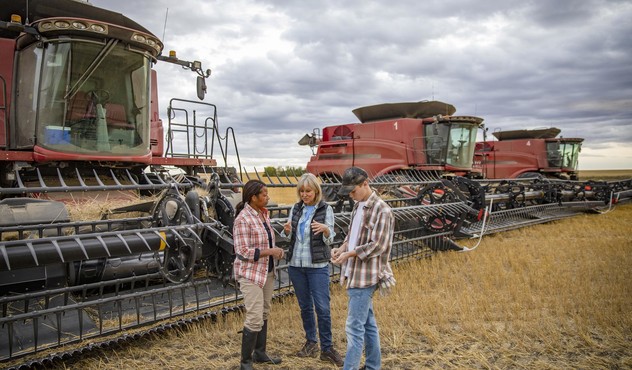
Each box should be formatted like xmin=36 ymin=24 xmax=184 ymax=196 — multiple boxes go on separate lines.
xmin=343 ymin=285 xmax=380 ymax=370
xmin=288 ymin=265 xmax=333 ymax=351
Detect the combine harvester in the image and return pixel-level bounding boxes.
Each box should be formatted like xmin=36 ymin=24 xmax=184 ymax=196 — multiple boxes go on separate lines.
xmin=300 ymin=100 xmax=484 ymax=197
xmin=0 ymin=0 xmax=244 ymax=363
xmin=0 ymin=0 xmax=245 ymax=293
xmin=473 ymin=126 xmax=583 ymax=180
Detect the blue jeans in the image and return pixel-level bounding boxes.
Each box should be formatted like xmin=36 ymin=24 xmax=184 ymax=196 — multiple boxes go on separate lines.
xmin=343 ymin=285 xmax=380 ymax=370
xmin=288 ymin=265 xmax=333 ymax=351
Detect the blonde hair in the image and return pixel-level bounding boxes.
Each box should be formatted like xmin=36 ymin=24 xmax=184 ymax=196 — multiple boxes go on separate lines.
xmin=296 ymin=173 xmax=322 ymax=204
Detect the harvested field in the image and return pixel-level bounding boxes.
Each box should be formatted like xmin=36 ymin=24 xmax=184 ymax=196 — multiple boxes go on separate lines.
xmin=55 ymin=203 xmax=632 ymax=370
xmin=579 ymin=169 xmax=632 ymax=181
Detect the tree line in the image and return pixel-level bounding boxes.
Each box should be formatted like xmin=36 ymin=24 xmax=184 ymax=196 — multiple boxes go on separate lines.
xmin=263 ymin=166 xmax=306 ymax=177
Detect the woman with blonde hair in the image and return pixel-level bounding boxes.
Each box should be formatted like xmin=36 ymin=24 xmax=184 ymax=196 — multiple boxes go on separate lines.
xmin=282 ymin=173 xmax=344 ymax=367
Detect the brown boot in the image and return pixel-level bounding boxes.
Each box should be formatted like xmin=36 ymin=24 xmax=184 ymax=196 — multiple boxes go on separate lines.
xmin=320 ymin=346 xmax=344 ymax=367
xmin=253 ymin=320 xmax=282 ymax=364
xmin=296 ymin=340 xmax=319 ymax=357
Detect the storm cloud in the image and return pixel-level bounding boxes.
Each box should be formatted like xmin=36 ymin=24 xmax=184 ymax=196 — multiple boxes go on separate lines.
xmin=94 ymin=0 xmax=632 ymax=169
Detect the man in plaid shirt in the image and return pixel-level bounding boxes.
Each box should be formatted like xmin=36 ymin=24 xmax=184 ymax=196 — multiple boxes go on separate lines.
xmin=331 ymin=167 xmax=395 ymax=370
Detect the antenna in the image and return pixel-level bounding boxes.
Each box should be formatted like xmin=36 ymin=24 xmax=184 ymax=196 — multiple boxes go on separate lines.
xmin=162 ymin=8 xmax=169 ymax=43
xmin=26 ymin=0 xmax=30 ymax=23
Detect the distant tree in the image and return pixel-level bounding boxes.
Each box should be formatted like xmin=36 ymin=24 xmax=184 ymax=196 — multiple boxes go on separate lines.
xmin=281 ymin=166 xmax=306 ymax=176
xmin=263 ymin=166 xmax=305 ymax=177
xmin=264 ymin=166 xmax=277 ymax=176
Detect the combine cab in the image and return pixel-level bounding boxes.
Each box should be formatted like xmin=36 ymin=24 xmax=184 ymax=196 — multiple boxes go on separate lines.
xmin=300 ymin=101 xmax=484 ymax=196
xmin=0 ymin=0 xmax=236 ymax=294
xmin=474 ymin=127 xmax=583 ymax=180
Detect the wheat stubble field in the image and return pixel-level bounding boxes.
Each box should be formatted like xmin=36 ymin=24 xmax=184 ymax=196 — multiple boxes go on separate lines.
xmin=51 ymin=170 xmax=632 ymax=370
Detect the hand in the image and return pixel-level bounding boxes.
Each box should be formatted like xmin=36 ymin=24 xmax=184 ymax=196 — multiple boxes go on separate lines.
xmin=331 ymin=247 xmax=342 ymax=259
xmin=331 ymin=251 xmax=350 ymax=266
xmin=283 ymin=221 xmax=291 ymax=234
xmin=311 ymin=221 xmax=327 ymax=236
xmin=271 ymin=247 xmax=284 ymax=260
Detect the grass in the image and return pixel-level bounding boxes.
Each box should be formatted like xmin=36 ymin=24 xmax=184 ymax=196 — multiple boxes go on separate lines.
xmin=54 ymin=202 xmax=632 ymax=370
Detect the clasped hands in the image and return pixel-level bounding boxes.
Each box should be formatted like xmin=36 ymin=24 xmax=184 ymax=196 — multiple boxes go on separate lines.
xmin=331 ymin=243 xmax=354 ymax=265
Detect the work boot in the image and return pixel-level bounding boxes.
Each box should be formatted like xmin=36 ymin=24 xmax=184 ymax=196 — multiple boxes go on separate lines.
xmin=296 ymin=340 xmax=319 ymax=357
xmin=253 ymin=320 xmax=282 ymax=364
xmin=240 ymin=327 xmax=258 ymax=370
xmin=320 ymin=347 xmax=344 ymax=367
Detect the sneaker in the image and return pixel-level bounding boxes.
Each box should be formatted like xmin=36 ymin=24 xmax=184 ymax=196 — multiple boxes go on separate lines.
xmin=320 ymin=347 xmax=344 ymax=367
xmin=296 ymin=340 xmax=319 ymax=358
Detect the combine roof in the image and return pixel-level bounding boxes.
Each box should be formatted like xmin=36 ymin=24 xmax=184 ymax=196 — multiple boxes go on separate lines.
xmin=0 ymin=0 xmax=154 ymax=38
xmin=492 ymin=127 xmax=561 ymax=141
xmin=352 ymin=101 xmax=456 ymax=123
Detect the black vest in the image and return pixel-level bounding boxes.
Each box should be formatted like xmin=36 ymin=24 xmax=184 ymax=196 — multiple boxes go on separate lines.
xmin=287 ymin=200 xmax=331 ymax=264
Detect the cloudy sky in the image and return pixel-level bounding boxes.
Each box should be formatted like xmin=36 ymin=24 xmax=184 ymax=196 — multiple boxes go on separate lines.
xmin=93 ymin=0 xmax=632 ymax=170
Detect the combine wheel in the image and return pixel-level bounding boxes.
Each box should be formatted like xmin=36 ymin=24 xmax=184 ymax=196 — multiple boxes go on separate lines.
xmin=417 ymin=180 xmax=463 ymax=205
xmin=452 ymin=177 xmax=485 ymax=210
xmin=416 ymin=180 xmax=466 ymax=233
xmin=152 ymin=190 xmax=199 ymax=283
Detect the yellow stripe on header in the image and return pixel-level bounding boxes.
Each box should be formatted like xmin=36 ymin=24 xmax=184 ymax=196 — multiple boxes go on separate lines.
xmin=159 ymin=232 xmax=167 ymax=250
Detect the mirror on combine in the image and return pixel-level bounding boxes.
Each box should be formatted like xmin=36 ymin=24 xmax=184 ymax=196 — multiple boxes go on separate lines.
xmin=197 ymin=76 xmax=207 ymax=100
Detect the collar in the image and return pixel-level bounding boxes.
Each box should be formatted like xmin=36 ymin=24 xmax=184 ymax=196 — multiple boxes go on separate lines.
xmin=299 ymin=200 xmax=325 ymax=210
xmin=245 ymin=202 xmax=268 ymax=217
xmin=354 ymin=190 xmax=378 ymax=211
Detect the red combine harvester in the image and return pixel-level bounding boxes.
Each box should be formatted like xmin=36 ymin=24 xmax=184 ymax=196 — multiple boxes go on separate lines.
xmin=473 ymin=127 xmax=583 ymax=180
xmin=300 ymin=101 xmax=484 ymax=196
xmin=0 ymin=0 xmax=237 ymax=294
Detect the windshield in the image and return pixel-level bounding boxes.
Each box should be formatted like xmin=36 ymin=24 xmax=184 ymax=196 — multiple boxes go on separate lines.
xmin=424 ymin=122 xmax=478 ymax=168
xmin=15 ymin=39 xmax=151 ymax=156
xmin=547 ymin=141 xmax=581 ymax=169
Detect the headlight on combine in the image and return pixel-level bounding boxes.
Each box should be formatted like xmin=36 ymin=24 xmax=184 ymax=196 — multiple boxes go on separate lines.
xmin=131 ymin=32 xmax=162 ymax=53
xmin=38 ymin=18 xmax=108 ymax=34
xmin=71 ymin=21 xmax=88 ymax=30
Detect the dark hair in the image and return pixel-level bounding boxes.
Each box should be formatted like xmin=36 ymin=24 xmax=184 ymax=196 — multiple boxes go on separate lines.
xmin=235 ymin=179 xmax=266 ymax=216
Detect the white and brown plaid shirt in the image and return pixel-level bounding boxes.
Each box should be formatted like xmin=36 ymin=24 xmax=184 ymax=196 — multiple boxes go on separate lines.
xmin=340 ymin=190 xmax=395 ymax=289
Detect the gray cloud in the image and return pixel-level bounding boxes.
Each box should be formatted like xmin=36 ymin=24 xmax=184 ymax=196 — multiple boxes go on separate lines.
xmin=93 ymin=0 xmax=632 ymax=169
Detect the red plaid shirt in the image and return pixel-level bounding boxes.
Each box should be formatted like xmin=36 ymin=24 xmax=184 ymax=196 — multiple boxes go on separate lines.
xmin=233 ymin=203 xmax=276 ymax=287
xmin=340 ymin=191 xmax=395 ymax=289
